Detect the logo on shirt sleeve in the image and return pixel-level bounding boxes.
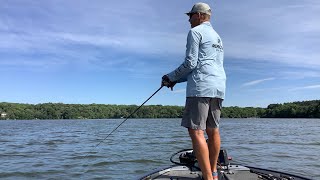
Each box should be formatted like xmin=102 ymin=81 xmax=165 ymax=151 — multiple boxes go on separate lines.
xmin=212 ymin=38 xmax=223 ymax=51
xmin=212 ymin=44 xmax=223 ymax=51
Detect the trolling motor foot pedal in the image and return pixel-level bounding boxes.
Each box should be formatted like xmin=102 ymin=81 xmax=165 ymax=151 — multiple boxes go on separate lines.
xmin=218 ymin=149 xmax=230 ymax=166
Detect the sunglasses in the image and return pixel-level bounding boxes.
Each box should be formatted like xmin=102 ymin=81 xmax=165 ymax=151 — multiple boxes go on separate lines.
xmin=188 ymin=13 xmax=198 ymax=19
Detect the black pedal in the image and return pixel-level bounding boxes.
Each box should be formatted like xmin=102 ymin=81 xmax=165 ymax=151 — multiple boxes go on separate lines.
xmin=179 ymin=151 xmax=197 ymax=166
xmin=218 ymin=149 xmax=229 ymax=166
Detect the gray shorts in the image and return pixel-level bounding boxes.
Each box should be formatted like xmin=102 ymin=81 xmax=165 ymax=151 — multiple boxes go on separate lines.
xmin=181 ymin=97 xmax=223 ymax=130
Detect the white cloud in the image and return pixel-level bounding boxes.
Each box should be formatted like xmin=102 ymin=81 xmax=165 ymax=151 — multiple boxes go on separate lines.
xmin=242 ymin=78 xmax=275 ymax=87
xmin=1 ymin=0 xmax=319 ymax=106
xmin=172 ymin=89 xmax=186 ymax=94
xmin=281 ymin=70 xmax=320 ymax=79
xmin=1 ymin=0 xmax=319 ymax=72
xmin=219 ymin=1 xmax=320 ymax=68
xmin=290 ymin=85 xmax=320 ymax=91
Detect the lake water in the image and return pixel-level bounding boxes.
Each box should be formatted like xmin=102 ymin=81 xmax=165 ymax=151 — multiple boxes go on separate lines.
xmin=0 ymin=118 xmax=319 ymax=179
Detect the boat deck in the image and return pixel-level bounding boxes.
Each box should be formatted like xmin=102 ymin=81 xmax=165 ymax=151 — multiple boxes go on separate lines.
xmin=140 ymin=148 xmax=312 ymax=180
xmin=141 ymin=165 xmax=261 ymax=180
xmin=140 ymin=165 xmax=313 ymax=180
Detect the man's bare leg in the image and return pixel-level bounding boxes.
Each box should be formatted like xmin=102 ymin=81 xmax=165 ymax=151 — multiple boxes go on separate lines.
xmin=206 ymin=127 xmax=221 ymax=173
xmin=189 ymin=129 xmax=213 ymax=180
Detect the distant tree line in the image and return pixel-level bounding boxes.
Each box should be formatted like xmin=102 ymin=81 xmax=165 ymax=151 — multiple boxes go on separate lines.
xmin=0 ymin=100 xmax=319 ymax=120
xmin=0 ymin=103 xmax=183 ymax=120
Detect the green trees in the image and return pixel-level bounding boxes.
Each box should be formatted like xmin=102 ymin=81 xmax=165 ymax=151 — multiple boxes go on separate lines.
xmin=0 ymin=100 xmax=319 ymax=120
xmin=221 ymin=107 xmax=265 ymax=118
xmin=263 ymin=100 xmax=320 ymax=118
xmin=0 ymin=103 xmax=184 ymax=120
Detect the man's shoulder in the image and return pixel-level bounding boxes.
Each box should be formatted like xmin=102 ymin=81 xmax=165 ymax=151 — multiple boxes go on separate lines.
xmin=189 ymin=26 xmax=204 ymax=38
xmin=190 ymin=24 xmax=203 ymax=32
xmin=188 ymin=27 xmax=201 ymax=39
xmin=191 ymin=22 xmax=213 ymax=33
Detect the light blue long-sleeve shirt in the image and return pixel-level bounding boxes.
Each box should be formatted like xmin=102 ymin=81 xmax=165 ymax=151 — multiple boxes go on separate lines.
xmin=167 ymin=22 xmax=226 ymax=99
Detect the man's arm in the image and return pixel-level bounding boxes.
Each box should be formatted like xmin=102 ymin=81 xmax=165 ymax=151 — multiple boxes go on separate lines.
xmin=167 ymin=29 xmax=201 ymax=82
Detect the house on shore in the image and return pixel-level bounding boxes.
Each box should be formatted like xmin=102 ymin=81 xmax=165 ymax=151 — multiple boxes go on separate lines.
xmin=1 ymin=112 xmax=7 ymax=118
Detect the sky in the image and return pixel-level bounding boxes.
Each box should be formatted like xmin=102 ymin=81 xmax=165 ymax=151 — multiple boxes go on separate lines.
xmin=0 ymin=0 xmax=319 ymax=108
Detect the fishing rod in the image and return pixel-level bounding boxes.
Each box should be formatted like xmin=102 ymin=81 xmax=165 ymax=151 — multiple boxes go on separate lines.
xmin=84 ymin=85 xmax=164 ymax=157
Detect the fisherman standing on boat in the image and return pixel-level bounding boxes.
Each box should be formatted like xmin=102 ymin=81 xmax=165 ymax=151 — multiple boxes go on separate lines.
xmin=161 ymin=2 xmax=226 ymax=180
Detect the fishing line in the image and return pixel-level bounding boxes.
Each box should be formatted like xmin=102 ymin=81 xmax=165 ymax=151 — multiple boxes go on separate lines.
xmin=84 ymin=86 xmax=163 ymax=158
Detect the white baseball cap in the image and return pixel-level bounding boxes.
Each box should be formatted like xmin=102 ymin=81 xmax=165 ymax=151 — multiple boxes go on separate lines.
xmin=186 ymin=2 xmax=212 ymax=16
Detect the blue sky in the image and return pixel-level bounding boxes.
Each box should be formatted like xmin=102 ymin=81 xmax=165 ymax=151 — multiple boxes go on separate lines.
xmin=1 ymin=0 xmax=319 ymax=107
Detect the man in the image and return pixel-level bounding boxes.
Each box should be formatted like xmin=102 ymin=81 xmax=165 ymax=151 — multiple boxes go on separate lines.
xmin=161 ymin=2 xmax=226 ymax=180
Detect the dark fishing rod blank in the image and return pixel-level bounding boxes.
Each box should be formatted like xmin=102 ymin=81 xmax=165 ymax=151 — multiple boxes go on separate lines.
xmin=84 ymin=86 xmax=163 ymax=157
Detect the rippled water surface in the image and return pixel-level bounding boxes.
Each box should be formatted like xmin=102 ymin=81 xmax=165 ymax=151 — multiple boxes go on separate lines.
xmin=0 ymin=118 xmax=319 ymax=179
